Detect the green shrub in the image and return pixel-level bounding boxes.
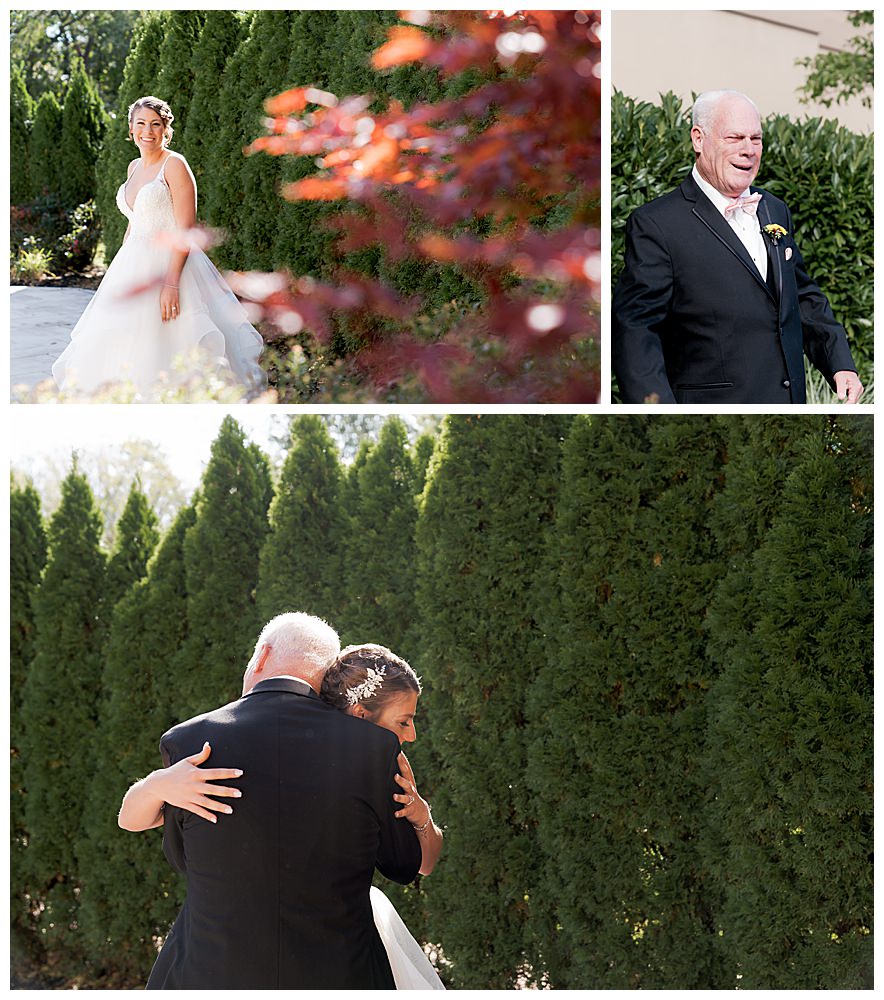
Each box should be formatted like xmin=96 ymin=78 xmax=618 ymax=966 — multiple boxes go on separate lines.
xmin=59 ymin=60 xmax=108 ymax=210
xmin=30 ymin=90 xmax=63 ymax=198
xmin=611 ymin=91 xmax=874 ymax=382
xmin=11 ymin=63 xmax=34 ymax=204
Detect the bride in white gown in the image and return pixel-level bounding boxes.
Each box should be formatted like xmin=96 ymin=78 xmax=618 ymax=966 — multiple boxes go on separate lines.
xmin=52 ymin=95 xmax=264 ymax=400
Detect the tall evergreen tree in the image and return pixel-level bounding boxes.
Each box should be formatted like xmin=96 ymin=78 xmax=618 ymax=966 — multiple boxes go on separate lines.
xmin=271 ymin=11 xmax=342 ymax=274
xmin=411 ymin=432 xmax=436 ymax=495
xmin=706 ymin=416 xmax=873 ymax=987
xmin=11 ymin=62 xmax=35 ymax=204
xmin=201 ymin=15 xmax=256 ymax=268
xmin=103 ymin=480 xmax=160 ymax=609
xmin=77 ymin=481 xmax=159 ymax=965
xmin=10 ymin=480 xmax=48 ymax=956
xmin=20 ymin=465 xmax=106 ymax=961
xmin=153 ymin=11 xmax=208 ymax=162
xmin=77 ymin=505 xmax=197 ymax=979
xmin=341 ymin=417 xmax=418 ymax=651
xmin=236 ymin=11 xmax=300 ymax=271
xmin=181 ymin=12 xmax=247 ymax=189
xmin=257 ymin=414 xmax=344 ymax=627
xmin=95 ymin=12 xmax=169 ymax=260
xmin=528 ymin=416 xmax=731 ymax=988
xmin=175 ymin=418 xmax=273 ymax=717
xmin=415 ymin=415 xmax=568 ymax=988
xmin=30 ymin=89 xmax=63 ymax=197
xmin=59 ymin=59 xmax=109 ymax=208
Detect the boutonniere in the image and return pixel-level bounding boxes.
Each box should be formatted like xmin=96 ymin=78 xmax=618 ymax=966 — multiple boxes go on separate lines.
xmin=763 ymin=223 xmax=788 ymax=244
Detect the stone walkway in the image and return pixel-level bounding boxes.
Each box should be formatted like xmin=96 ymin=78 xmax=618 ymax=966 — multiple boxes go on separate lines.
xmin=10 ymin=286 xmax=94 ymax=393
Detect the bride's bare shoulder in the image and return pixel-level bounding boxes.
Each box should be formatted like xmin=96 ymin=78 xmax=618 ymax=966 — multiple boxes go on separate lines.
xmin=126 ymin=158 xmax=139 ymax=177
xmin=164 ymin=152 xmax=194 ymax=182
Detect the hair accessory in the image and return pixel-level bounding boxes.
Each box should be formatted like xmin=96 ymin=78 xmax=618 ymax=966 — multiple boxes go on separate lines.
xmin=345 ymin=664 xmax=386 ymax=706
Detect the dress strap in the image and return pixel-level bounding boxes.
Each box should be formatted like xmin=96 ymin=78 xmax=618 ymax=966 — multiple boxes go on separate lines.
xmin=158 ymin=152 xmax=174 ymax=182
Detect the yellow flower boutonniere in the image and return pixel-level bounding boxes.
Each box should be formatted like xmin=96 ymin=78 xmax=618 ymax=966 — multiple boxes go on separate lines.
xmin=763 ymin=223 xmax=788 ymax=244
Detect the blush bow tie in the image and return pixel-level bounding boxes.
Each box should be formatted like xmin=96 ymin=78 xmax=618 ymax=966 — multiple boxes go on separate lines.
xmin=724 ymin=193 xmax=762 ymax=218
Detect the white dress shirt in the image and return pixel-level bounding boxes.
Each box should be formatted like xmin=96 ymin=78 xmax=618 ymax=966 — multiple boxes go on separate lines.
xmin=692 ymin=165 xmax=768 ymax=281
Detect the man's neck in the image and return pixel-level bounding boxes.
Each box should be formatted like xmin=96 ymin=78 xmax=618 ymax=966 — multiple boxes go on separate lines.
xmin=692 ymin=164 xmax=750 ymax=206
xmin=251 ymin=673 xmax=319 ymax=694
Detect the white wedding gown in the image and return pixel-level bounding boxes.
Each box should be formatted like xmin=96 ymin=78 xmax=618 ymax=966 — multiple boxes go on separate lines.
xmin=52 ymin=151 xmax=265 ymax=400
xmin=371 ymin=886 xmax=445 ymax=989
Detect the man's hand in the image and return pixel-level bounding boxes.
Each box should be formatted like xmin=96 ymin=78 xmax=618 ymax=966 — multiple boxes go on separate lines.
xmin=834 ymin=370 xmax=864 ymax=404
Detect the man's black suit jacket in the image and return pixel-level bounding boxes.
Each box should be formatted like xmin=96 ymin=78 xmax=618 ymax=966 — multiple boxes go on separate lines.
xmin=145 ymin=677 xmax=422 ymax=989
xmin=612 ymin=173 xmax=857 ymax=403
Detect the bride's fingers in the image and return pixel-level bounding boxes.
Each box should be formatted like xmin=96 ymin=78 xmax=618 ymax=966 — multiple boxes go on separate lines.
xmin=186 ymin=742 xmax=212 ymax=765
xmin=192 ymin=767 xmax=244 ymax=783
xmin=194 ymin=783 xmax=241 ymax=798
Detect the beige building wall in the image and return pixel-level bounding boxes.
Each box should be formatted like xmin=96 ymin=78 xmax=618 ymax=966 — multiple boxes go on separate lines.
xmin=612 ymin=10 xmax=873 ymax=133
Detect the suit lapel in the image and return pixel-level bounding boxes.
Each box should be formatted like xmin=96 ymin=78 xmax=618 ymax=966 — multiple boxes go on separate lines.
xmin=758 ymin=198 xmax=784 ymax=317
xmin=682 ymin=176 xmax=775 ymax=302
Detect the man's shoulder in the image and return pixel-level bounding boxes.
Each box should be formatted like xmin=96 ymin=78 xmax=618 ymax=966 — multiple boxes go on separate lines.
xmin=627 ymin=176 xmax=694 ymax=225
xmin=160 ymin=697 xmax=245 ymax=744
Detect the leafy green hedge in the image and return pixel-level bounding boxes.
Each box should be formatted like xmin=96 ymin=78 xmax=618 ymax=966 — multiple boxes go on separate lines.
xmin=611 ymin=91 xmax=873 ymax=379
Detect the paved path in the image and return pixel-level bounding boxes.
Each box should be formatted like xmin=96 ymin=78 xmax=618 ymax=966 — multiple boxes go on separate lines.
xmin=10 ymin=286 xmax=94 ymax=393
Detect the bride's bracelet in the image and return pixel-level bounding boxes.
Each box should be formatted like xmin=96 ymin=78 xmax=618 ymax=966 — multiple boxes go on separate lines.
xmin=164 ymin=283 xmax=179 ymax=289
xmin=412 ymin=807 xmax=432 ymax=835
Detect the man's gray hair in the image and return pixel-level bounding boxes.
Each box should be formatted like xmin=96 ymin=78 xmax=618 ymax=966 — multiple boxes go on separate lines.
xmin=692 ymin=90 xmax=760 ymax=131
xmin=253 ymin=612 xmax=340 ymax=672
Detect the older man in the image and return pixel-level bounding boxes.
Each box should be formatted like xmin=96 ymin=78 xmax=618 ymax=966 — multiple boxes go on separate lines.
xmin=613 ymin=89 xmax=863 ymax=404
xmin=131 ymin=612 xmax=421 ymax=989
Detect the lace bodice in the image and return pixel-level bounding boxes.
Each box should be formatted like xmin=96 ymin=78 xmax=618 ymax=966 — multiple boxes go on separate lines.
xmin=116 ymin=153 xmax=178 ymax=236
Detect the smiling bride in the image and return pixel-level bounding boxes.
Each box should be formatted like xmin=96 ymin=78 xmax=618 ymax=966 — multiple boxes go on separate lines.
xmin=52 ymin=96 xmax=265 ymax=400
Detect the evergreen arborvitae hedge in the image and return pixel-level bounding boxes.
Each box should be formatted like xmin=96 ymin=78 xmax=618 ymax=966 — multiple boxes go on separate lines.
xmin=30 ymin=90 xmax=64 ymax=198
xmin=96 ymin=11 xmax=169 ymax=261
xmin=103 ymin=482 xmax=160 ymax=609
xmin=59 ymin=60 xmax=109 ymax=209
xmin=341 ymin=417 xmax=418 ymax=650
xmin=10 ymin=481 xmax=47 ymax=955
xmin=153 ymin=11 xmax=208 ymax=164
xmin=257 ymin=414 xmax=344 ymax=625
xmin=175 ymin=417 xmax=273 ymax=717
xmin=527 ymin=415 xmax=658 ymax=987
xmin=11 ymin=63 xmax=34 ymax=204
xmin=705 ymin=416 xmax=873 ymax=988
xmin=78 ymin=483 xmax=159 ymax=966
xmin=415 ymin=415 xmax=567 ymax=988
xmin=181 ymin=12 xmax=249 ymax=190
xmin=20 ymin=467 xmax=107 ymax=964
xmin=611 ymin=91 xmax=874 ymax=379
xmin=78 ymin=505 xmax=196 ymax=979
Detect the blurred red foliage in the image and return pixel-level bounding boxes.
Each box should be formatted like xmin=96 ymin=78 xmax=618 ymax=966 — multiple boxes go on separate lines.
xmin=243 ymin=9 xmax=601 ymax=402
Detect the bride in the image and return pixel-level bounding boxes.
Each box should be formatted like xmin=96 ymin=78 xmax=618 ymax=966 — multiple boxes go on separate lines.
xmin=52 ymin=95 xmax=264 ymax=400
xmin=119 ymin=643 xmax=445 ymax=990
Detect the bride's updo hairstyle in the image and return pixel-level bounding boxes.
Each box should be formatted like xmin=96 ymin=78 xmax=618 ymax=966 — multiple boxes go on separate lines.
xmin=321 ymin=643 xmax=421 ymax=714
xmin=127 ymin=96 xmax=175 ymax=146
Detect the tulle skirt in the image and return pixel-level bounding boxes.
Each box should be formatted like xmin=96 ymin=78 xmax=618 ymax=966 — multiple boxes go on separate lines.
xmin=52 ymin=232 xmax=265 ymax=400
xmin=370 ymin=886 xmax=445 ymax=990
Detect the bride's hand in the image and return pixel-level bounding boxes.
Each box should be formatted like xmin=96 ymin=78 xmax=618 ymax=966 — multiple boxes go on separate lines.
xmin=150 ymin=741 xmax=243 ymax=823
xmin=394 ymin=751 xmax=429 ymax=826
xmin=160 ymin=283 xmax=180 ymax=323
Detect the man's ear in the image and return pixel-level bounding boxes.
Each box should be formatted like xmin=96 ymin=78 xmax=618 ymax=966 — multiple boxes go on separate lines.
xmin=254 ymin=642 xmax=272 ymax=675
xmin=690 ymin=125 xmax=704 ymax=155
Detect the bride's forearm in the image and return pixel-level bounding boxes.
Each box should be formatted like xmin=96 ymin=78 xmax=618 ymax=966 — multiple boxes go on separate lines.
xmin=118 ymin=770 xmax=167 ymax=831
xmin=417 ymin=818 xmax=443 ymax=876
xmin=164 ymin=248 xmax=189 ymax=287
